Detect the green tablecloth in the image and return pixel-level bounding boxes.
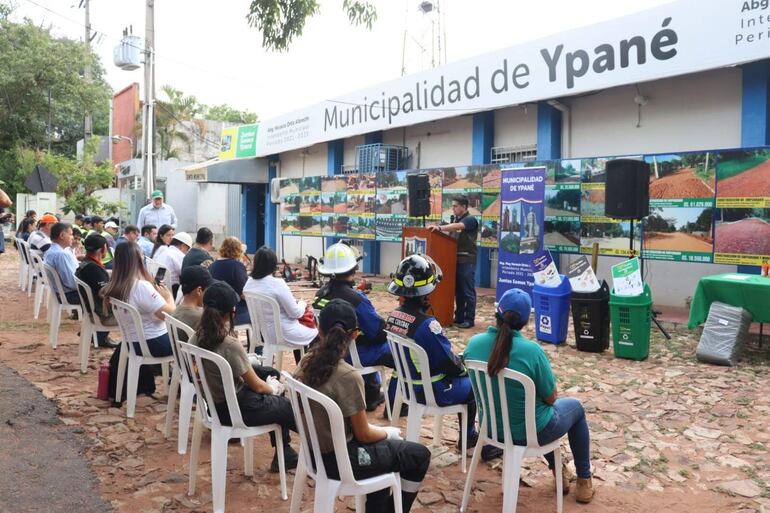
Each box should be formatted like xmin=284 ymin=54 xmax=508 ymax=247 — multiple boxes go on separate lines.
xmin=688 ymin=273 xmax=770 ymax=329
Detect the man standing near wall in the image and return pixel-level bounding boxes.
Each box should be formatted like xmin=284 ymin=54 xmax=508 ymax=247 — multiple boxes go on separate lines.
xmin=429 ymin=195 xmax=479 ymax=329
xmin=137 ymin=190 xmax=177 ymax=229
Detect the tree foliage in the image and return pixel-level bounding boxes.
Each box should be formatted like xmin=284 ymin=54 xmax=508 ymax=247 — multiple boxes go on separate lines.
xmin=246 ymin=0 xmax=377 ymax=51
xmin=204 ymin=104 xmax=258 ymax=124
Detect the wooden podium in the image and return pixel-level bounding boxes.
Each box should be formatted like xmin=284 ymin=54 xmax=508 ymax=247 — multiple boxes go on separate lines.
xmin=401 ymin=227 xmax=457 ymax=326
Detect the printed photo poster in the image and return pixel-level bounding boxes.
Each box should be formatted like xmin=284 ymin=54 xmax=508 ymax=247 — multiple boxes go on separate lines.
xmin=481 ymin=165 xmax=502 ymax=247
xmin=545 ymin=164 xmax=580 ymax=253
xmin=346 ymin=173 xmax=376 ymax=239
xmin=643 ymin=152 xmax=715 ymax=262
xmin=404 ymin=236 xmax=428 ymax=257
xmin=716 ymin=148 xmax=770 ymax=208
xmin=375 ymin=170 xmax=408 ymax=241
xmin=442 ymin=166 xmax=483 ymax=236
xmin=714 ymin=208 xmax=770 ymax=265
xmin=279 ymin=177 xmax=299 ymax=198
xmin=496 ymin=166 xmax=546 ymax=301
xmin=320 ymin=176 xmax=347 ymax=237
xmin=280 ymin=215 xmax=300 ymax=236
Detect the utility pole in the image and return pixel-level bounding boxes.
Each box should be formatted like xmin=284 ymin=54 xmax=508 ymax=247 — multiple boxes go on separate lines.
xmin=82 ymin=0 xmax=93 ymax=141
xmin=143 ymin=0 xmax=156 ymax=199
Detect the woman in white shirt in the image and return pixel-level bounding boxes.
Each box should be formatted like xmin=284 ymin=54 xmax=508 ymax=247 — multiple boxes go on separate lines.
xmin=243 ymin=246 xmax=318 ymax=354
xmin=155 ymin=231 xmax=191 ymax=297
xmin=103 ymin=241 xmax=176 ymax=357
xmin=151 ymin=224 xmax=175 ymax=260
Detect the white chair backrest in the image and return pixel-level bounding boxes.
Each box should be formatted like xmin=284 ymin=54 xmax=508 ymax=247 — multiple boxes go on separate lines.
xmin=386 ymin=332 xmax=440 ymax=408
xmin=29 ymin=250 xmax=45 ymax=279
xmin=464 ymin=359 xmax=541 ymax=449
xmin=244 ymin=291 xmax=284 ymax=346
xmin=177 ymin=341 xmax=248 ymax=430
xmin=18 ymin=240 xmax=31 ymax=265
xmin=164 ymin=314 xmax=196 ymax=385
xmin=144 ymin=256 xmax=162 ymax=279
xmin=282 ymin=371 xmax=357 ymax=484
xmin=109 ymin=297 xmax=153 ymax=357
xmin=42 ymin=262 xmax=73 ymax=306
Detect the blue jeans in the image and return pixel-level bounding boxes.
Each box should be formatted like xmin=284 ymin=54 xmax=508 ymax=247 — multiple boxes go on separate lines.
xmin=517 ymin=398 xmax=591 ymax=478
xmin=454 ymin=262 xmax=477 ymax=324
xmin=132 ymin=333 xmax=173 ymax=357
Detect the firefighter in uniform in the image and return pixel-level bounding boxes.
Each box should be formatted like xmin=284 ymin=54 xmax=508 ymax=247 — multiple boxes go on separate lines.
xmin=385 ymin=254 xmax=503 ymax=461
xmin=313 ymin=242 xmax=394 ymax=411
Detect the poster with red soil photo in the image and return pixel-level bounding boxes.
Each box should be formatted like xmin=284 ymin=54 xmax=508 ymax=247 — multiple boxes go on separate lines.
xmin=716 ymin=149 xmax=770 ymax=208
xmin=714 ymin=209 xmax=770 ymax=265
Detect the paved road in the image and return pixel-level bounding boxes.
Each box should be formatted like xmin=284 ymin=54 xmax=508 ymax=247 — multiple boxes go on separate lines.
xmin=0 ymin=363 xmax=111 ymax=513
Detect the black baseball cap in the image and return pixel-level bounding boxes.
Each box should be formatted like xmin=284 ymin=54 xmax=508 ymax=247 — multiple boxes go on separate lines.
xmin=202 ymin=280 xmax=239 ymax=313
xmin=180 ymin=266 xmax=213 ymax=295
xmin=83 ymin=233 xmax=107 ymax=252
xmin=318 ymin=298 xmax=358 ymax=333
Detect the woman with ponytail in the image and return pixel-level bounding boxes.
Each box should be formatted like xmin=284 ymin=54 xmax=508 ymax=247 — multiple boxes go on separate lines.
xmin=295 ymin=299 xmax=431 ymax=513
xmin=191 ymin=280 xmax=298 ymax=472
xmin=463 ymin=288 xmax=595 ymax=504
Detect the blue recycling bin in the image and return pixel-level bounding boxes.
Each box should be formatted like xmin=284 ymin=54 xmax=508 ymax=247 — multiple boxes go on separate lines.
xmin=533 ymin=275 xmax=572 ymax=344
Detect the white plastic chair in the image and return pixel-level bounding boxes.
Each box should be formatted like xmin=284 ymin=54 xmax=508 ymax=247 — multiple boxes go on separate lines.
xmin=28 ymin=251 xmax=49 ymax=319
xmin=19 ymin=240 xmax=35 ymax=295
xmin=460 ymin=360 xmax=564 ymax=513
xmin=179 ymin=341 xmax=288 ymax=513
xmin=386 ymin=332 xmax=469 ymax=472
xmin=109 ymin=298 xmax=173 ymax=418
xmin=16 ymin=238 xmax=29 ymax=291
xmin=74 ymin=277 xmax=109 ymax=373
xmin=41 ymin=262 xmax=83 ymax=350
xmin=244 ymin=291 xmax=307 ymax=370
xmin=283 ymin=371 xmax=403 ymax=513
xmin=163 ymin=314 xmax=197 ymax=455
xmin=144 ymin=255 xmax=163 ymax=279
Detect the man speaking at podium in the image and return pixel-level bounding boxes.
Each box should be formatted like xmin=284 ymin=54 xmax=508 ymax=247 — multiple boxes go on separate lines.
xmin=429 ymin=195 xmax=478 ymax=329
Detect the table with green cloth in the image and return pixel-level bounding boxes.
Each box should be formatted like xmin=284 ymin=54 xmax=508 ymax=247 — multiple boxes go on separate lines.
xmin=688 ymin=273 xmax=770 ymax=330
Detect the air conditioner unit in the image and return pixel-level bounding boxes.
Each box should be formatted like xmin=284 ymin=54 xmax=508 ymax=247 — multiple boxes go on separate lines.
xmin=270 ymin=177 xmax=282 ymax=203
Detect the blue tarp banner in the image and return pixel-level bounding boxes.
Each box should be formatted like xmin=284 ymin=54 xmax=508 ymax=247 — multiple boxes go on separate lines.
xmin=496 ymin=166 xmax=547 ymax=300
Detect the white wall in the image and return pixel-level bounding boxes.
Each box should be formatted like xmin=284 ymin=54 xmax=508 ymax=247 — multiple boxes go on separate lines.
xmin=344 ymin=135 xmax=364 ymax=171
xmin=567 ymin=68 xmax=742 ymax=157
xmin=277 ymin=144 xmax=326 ymax=264
xmin=494 ymin=104 xmax=538 ymax=149
xmin=383 ymin=115 xmax=473 ymax=168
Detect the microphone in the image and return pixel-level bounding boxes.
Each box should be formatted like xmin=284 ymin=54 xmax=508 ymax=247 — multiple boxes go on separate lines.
xmin=450 ymin=215 xmax=455 ymax=223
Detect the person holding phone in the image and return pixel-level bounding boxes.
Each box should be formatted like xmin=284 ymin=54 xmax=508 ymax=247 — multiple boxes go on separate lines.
xmin=103 ymin=241 xmax=176 ymax=357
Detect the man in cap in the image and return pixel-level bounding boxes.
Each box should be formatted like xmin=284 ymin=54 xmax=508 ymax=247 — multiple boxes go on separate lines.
xmin=181 ymin=227 xmax=215 ymax=271
xmin=28 ymin=213 xmax=59 ymax=254
xmin=137 ymin=190 xmax=177 ymax=229
xmin=103 ymin=221 xmax=120 ymax=249
xmin=156 ymin=231 xmax=192 ymax=297
xmin=171 ymin=265 xmax=213 ymax=338
xmin=75 ymin=233 xmax=120 ymax=348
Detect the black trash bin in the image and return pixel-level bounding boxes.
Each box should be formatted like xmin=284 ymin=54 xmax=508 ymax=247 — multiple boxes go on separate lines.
xmin=570 ymin=280 xmax=610 ymax=352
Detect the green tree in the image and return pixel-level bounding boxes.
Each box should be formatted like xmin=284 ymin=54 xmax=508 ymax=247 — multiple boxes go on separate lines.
xmin=204 ymin=104 xmax=258 ymax=124
xmin=246 ymin=0 xmax=376 ymax=51
xmin=155 ymin=85 xmax=204 ymax=159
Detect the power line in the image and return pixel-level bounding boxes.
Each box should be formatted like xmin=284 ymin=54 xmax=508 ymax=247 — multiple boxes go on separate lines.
xmin=18 ymin=0 xmax=267 ymax=92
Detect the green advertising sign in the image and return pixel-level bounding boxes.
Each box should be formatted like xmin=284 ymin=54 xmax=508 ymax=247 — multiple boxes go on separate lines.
xmin=235 ymin=124 xmax=258 ymax=159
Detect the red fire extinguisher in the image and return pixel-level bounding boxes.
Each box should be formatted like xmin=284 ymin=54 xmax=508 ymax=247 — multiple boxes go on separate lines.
xmin=96 ymin=360 xmax=110 ymax=400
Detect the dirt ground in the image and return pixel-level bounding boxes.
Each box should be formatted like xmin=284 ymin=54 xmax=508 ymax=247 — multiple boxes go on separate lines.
xmin=717 ymin=161 xmax=770 ymax=198
xmin=643 ymin=232 xmax=712 ymax=252
xmin=715 ymin=218 xmax=770 ymax=255
xmin=1 ymin=248 xmax=769 ymax=513
xmin=650 ymin=168 xmax=714 ymax=199
xmin=445 ymin=179 xmax=481 ymax=189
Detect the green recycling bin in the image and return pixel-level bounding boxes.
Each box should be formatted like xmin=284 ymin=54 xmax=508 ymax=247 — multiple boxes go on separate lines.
xmin=609 ymin=283 xmax=652 ymax=360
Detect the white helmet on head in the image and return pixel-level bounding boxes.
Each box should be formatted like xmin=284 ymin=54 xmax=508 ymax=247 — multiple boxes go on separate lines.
xmin=318 ymin=242 xmax=360 ymax=276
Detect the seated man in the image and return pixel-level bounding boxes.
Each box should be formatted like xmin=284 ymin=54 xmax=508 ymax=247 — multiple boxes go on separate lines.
xmin=28 ymin=213 xmax=58 ymax=254
xmin=138 ymin=224 xmax=156 ymax=257
xmin=313 ymin=242 xmax=393 ymax=411
xmin=75 ymin=234 xmax=119 ymax=348
xmin=116 ymin=224 xmax=140 ymax=247
xmin=385 ymin=254 xmax=502 ymax=461
xmin=43 ymin=222 xmax=79 ymax=305
xmin=181 ymin=227 xmax=215 ymax=270
xmin=171 ymin=265 xmax=213 ymax=340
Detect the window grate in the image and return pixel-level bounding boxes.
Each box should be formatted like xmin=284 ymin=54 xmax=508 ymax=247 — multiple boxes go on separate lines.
xmin=490 ymin=144 xmax=537 ymax=164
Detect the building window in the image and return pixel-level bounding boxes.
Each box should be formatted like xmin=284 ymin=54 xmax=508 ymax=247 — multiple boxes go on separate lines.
xmin=490 ymin=144 xmax=537 ymax=164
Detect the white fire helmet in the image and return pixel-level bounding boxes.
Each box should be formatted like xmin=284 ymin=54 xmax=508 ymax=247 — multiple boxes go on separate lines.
xmin=317 ymin=242 xmax=360 ymax=276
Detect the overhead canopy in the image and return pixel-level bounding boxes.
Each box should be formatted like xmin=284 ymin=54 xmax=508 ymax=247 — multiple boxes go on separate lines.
xmin=180 ymin=157 xmax=269 ymax=184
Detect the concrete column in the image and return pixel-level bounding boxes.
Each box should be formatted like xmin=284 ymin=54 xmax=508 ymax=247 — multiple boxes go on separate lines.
xmin=537 ymin=101 xmax=563 ymax=271
xmin=362 ymin=132 xmax=382 ymax=274
xmin=472 ymin=111 xmax=494 ymax=287
xmin=265 ymin=159 xmax=278 ymax=250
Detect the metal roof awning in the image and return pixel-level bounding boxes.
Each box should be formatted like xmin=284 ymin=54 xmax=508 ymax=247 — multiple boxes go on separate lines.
xmin=180 ymin=157 xmax=269 ymax=184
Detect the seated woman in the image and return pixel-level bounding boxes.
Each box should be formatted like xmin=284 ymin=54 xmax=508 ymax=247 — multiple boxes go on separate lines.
xmin=103 ymin=241 xmax=176 ymax=357
xmin=192 ymin=280 xmax=298 ymax=472
xmin=209 ymin=236 xmax=250 ymax=326
xmin=463 ymin=288 xmax=594 ymax=503
xmin=150 ymin=224 xmax=175 ymax=260
xmin=295 ymin=299 xmax=431 ymax=513
xmin=243 ymin=246 xmax=318 ymax=355
xmin=385 ymin=254 xmax=501 ymax=461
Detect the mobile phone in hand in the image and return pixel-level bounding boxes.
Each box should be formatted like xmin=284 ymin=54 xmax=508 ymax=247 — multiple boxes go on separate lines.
xmin=154 ymin=267 xmax=166 ymax=285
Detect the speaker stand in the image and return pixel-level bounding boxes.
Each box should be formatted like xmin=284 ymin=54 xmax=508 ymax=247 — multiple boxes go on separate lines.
xmin=629 ymin=219 xmax=670 ymax=341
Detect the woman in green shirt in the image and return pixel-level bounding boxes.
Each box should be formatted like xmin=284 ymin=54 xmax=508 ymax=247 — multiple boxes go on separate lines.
xmin=463 ymin=288 xmax=594 ymax=504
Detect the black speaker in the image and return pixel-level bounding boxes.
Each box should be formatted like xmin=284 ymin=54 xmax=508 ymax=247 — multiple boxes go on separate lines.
xmin=604 ymin=159 xmax=650 ymax=220
xmin=407 ymin=173 xmax=431 ymax=217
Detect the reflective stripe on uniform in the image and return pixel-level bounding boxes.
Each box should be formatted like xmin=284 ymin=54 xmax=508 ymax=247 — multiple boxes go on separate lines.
xmin=393 ymin=274 xmax=435 ymax=287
